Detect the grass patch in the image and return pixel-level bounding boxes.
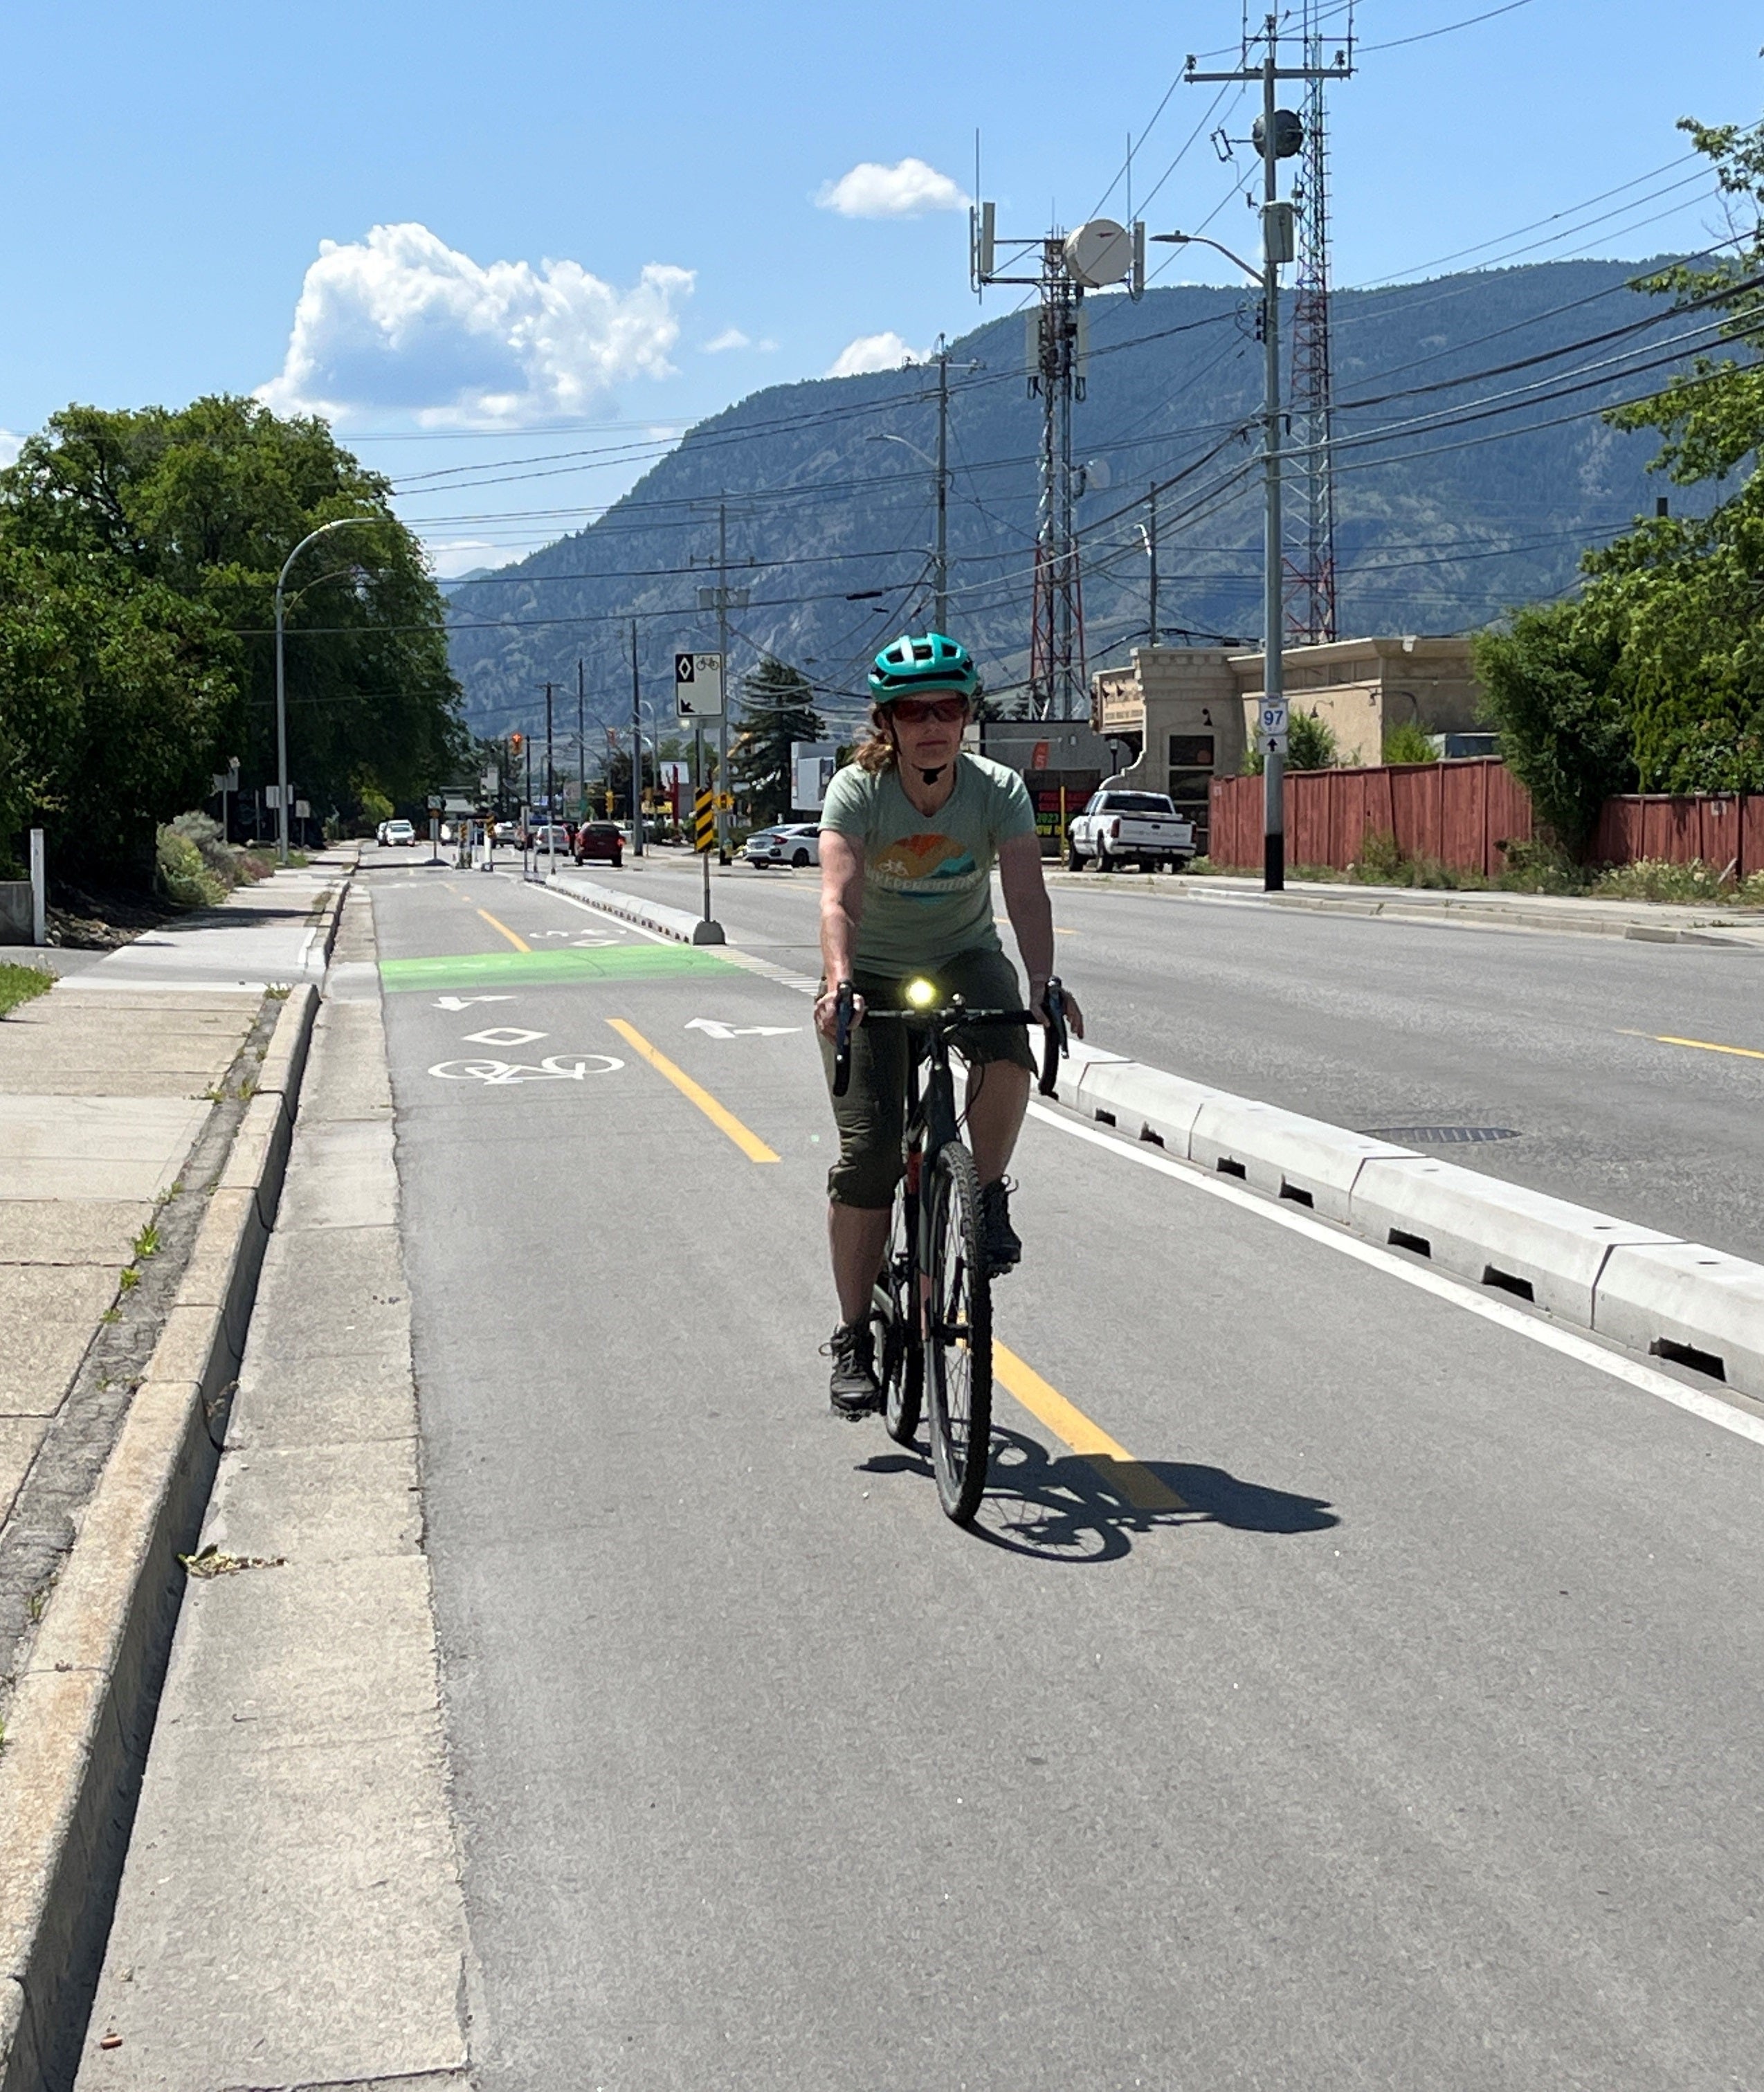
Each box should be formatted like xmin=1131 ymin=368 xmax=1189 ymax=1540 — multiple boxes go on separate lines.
xmin=0 ymin=962 xmax=53 ymax=1019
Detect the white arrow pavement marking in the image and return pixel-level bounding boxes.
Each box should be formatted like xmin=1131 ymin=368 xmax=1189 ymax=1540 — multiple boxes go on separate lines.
xmin=464 ymin=1026 xmax=546 ymax=1047
xmin=435 ymin=994 xmax=515 ymax=1011
xmin=684 ymin=1018 xmax=803 ymax=1040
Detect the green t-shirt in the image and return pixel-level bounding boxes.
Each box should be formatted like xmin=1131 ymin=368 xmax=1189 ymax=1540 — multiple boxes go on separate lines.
xmin=820 ymin=752 xmax=1036 ymax=973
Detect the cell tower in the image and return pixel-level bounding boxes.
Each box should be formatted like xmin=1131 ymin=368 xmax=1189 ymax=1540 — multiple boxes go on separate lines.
xmin=972 ymin=206 xmax=1145 ymax=718
xmin=1284 ymin=0 xmax=1353 ymax=645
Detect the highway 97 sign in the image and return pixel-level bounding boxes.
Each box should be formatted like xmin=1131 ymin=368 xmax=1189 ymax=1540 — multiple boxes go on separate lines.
xmin=675 ymin=651 xmax=725 ymax=722
xmin=1259 ymin=698 xmax=1289 ymax=754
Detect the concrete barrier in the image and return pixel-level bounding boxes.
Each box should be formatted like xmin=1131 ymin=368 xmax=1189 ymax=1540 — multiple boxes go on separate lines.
xmin=1191 ymin=1098 xmax=1415 ymax=1224
xmin=1593 ymin=1243 xmax=1764 ymax=1401
xmin=1074 ymin=1060 xmax=1224 ymax=1158
xmin=1346 ymin=1155 xmax=1680 ymax=1322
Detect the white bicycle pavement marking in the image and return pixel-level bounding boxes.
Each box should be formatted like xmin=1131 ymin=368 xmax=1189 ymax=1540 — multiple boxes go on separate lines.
xmin=684 ymin=1018 xmax=802 ymax=1039
xmin=464 ymin=1027 xmax=547 ymax=1047
xmin=435 ymin=995 xmax=515 ymax=1010
xmin=428 ymin=1053 xmax=625 ymax=1085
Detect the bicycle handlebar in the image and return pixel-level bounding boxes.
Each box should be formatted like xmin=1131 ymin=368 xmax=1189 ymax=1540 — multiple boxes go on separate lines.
xmin=829 ymin=975 xmax=1071 ymax=1100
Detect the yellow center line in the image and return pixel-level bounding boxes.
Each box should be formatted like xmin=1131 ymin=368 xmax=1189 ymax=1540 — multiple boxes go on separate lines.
xmin=1621 ymin=1028 xmax=1764 ymax=1062
xmin=606 ymin=1018 xmax=780 ymax=1163
xmin=992 ymin=1340 xmax=1185 ymax=1511
xmin=477 ymin=908 xmax=530 ymax=953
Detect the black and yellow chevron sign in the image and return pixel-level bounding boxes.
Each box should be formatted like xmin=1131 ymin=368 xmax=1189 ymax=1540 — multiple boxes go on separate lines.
xmin=694 ymin=788 xmax=715 ymax=853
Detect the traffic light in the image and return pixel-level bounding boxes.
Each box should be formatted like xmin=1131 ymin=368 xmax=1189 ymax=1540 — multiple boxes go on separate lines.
xmin=510 ymin=732 xmax=523 ymax=755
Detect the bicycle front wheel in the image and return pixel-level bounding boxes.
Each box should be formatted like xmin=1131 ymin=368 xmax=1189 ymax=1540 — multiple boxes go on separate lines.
xmin=925 ymin=1141 xmax=993 ymax=1524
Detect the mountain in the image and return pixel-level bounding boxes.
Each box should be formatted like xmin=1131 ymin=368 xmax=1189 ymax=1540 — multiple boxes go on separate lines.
xmin=442 ymin=258 xmax=1699 ymax=741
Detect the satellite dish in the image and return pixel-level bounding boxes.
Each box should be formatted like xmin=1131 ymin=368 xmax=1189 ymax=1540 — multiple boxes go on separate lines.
xmin=1063 ymin=219 xmax=1134 ymax=288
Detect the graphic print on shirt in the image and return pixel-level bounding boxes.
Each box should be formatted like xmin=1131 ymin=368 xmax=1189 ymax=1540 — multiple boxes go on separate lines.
xmin=869 ymin=831 xmax=982 ymax=903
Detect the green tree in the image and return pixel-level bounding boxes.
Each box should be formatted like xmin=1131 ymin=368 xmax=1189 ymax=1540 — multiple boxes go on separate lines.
xmin=0 ymin=397 xmax=466 ymax=856
xmin=1475 ymin=113 xmax=1764 ymax=828
xmin=1382 ymin=720 xmax=1439 ymax=765
xmin=728 ymin=655 xmax=823 ymax=825
xmin=0 ymin=542 xmax=234 ymax=879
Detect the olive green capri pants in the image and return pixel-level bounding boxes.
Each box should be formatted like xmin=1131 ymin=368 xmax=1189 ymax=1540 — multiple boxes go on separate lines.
xmin=818 ymin=946 xmax=1035 ymax=1210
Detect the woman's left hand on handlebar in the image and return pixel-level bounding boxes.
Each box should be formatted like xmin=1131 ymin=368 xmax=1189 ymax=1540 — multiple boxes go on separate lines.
xmin=1032 ymin=982 xmax=1084 ymax=1039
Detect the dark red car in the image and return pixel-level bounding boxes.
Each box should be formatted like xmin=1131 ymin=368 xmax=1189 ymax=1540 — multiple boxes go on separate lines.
xmin=573 ymin=821 xmax=624 ymax=868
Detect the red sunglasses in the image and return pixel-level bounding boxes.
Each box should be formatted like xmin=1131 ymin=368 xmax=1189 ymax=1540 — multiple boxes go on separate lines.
xmin=889 ymin=695 xmax=969 ymax=726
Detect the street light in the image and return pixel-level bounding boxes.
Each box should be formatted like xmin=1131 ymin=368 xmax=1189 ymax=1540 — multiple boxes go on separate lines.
xmin=274 ymin=516 xmax=375 ymax=864
xmin=1154 ymin=214 xmax=1293 ymax=891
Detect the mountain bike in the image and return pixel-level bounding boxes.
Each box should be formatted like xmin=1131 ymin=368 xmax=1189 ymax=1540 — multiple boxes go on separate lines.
xmin=832 ymin=975 xmax=1069 ymax=1524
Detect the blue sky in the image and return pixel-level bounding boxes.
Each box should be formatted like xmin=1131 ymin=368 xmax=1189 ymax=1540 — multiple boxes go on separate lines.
xmin=2 ymin=0 xmax=1757 ymax=572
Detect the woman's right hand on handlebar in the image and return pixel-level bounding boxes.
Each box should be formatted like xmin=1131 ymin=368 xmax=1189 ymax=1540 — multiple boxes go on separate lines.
xmin=815 ymin=985 xmax=864 ymax=1039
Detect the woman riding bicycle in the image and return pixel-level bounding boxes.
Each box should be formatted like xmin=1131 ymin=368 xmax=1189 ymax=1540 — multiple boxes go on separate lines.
xmin=815 ymin=631 xmax=1084 ymax=1419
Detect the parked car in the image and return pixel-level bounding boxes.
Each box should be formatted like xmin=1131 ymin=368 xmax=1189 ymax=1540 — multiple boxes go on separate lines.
xmin=573 ymin=821 xmax=624 ymax=868
xmin=383 ymin=818 xmax=417 ymax=848
xmin=1066 ymin=791 xmax=1194 ymax=873
xmin=742 ymin=821 xmax=821 ymax=869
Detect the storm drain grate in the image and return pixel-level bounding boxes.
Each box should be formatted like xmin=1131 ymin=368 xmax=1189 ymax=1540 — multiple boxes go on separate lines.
xmin=1363 ymin=1125 xmax=1521 ymax=1145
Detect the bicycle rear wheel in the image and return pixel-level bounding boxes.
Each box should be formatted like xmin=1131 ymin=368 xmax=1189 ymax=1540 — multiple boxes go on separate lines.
xmin=871 ymin=1195 xmax=922 ymax=1445
xmin=925 ymin=1141 xmax=993 ymax=1523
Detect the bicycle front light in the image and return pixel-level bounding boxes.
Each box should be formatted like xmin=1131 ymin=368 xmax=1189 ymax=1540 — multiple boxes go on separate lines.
xmin=904 ymin=976 xmax=938 ymax=1010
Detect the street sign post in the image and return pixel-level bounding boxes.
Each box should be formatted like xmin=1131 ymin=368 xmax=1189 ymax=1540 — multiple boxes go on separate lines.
xmin=1258 ymin=698 xmax=1289 ymax=755
xmin=674 ymin=652 xmax=725 ymax=722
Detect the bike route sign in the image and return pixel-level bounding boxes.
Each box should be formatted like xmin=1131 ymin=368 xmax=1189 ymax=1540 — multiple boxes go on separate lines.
xmin=675 ymin=651 xmax=725 ymax=722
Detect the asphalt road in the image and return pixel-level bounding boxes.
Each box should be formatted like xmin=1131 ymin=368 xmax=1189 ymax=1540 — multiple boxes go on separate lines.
xmin=367 ymin=848 xmax=1764 ymax=2091
xmin=579 ymin=848 xmax=1764 ymax=1266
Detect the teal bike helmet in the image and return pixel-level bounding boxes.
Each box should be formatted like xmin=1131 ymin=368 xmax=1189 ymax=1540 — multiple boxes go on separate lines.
xmin=868 ymin=631 xmax=979 ymax=704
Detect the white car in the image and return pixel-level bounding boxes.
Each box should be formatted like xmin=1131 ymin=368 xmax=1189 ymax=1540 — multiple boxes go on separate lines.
xmin=742 ymin=822 xmax=821 ymax=869
xmin=383 ymin=818 xmax=416 ymax=847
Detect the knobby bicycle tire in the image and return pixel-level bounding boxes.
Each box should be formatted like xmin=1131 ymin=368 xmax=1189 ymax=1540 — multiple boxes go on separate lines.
xmin=925 ymin=1141 xmax=992 ymax=1523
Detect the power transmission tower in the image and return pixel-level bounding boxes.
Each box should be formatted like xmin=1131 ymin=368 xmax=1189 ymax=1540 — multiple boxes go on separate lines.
xmin=1286 ymin=0 xmax=1354 ymax=644
xmin=971 ymin=201 xmax=1145 ymax=718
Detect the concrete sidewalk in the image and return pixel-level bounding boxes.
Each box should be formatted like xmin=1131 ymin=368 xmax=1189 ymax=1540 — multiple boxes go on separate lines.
xmin=0 ymin=853 xmax=353 ymax=1693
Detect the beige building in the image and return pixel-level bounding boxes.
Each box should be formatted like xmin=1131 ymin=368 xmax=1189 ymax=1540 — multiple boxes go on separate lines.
xmin=1090 ymin=635 xmax=1484 ymax=853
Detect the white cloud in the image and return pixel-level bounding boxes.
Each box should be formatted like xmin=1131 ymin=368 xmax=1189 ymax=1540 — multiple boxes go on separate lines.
xmin=817 ymin=157 xmax=969 ymax=219
xmin=0 ymin=430 xmax=23 ymax=469
xmin=702 ymin=327 xmax=751 ymax=354
xmin=827 ymin=331 xmax=929 ymax=379
xmin=258 ymin=222 xmax=694 ymax=427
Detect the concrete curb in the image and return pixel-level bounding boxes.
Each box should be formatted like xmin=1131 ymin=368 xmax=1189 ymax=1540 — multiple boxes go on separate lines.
xmin=1044 ymin=870 xmax=1764 ymax=946
xmin=0 ymin=980 xmax=322 ymax=2091
xmin=509 ymin=870 xmax=1764 ymax=1406
xmin=1049 ymin=1037 xmax=1764 ymax=1406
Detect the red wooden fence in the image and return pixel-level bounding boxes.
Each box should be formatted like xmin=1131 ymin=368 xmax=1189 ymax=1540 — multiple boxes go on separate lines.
xmin=1594 ymin=794 xmax=1764 ymax=877
xmin=1209 ymin=763 xmax=1762 ymax=876
xmin=1209 ymin=758 xmax=1533 ymax=876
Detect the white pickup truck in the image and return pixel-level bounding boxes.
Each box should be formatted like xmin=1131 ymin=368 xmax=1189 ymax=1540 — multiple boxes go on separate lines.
xmin=1066 ymin=790 xmax=1196 ymax=873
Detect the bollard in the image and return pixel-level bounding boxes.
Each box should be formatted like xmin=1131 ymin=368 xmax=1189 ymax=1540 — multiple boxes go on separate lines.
xmin=29 ymin=827 xmax=45 ymax=946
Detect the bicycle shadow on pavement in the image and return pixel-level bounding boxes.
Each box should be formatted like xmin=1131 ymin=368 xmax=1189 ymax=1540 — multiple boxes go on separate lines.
xmin=858 ymin=1425 xmax=1339 ymax=1564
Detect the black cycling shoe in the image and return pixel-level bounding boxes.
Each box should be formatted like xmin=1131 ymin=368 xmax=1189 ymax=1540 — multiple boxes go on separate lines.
xmin=826 ymin=1320 xmax=882 ymax=1419
xmin=979 ymin=1177 xmax=1022 ymax=1277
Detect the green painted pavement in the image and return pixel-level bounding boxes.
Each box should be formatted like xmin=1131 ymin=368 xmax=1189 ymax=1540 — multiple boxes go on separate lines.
xmin=380 ymin=945 xmax=734 ymax=992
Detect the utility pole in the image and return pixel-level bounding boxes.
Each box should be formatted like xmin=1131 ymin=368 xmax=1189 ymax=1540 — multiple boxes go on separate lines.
xmin=542 ymin=681 xmax=556 ymax=877
xmin=934 ymin=344 xmax=950 ymax=632
xmin=629 ymin=621 xmax=644 ymax=858
xmin=1145 ymin=483 xmax=1159 ymax=646
xmin=576 ymin=659 xmax=586 ymax=821
xmin=1183 ymin=15 xmax=1349 ymax=891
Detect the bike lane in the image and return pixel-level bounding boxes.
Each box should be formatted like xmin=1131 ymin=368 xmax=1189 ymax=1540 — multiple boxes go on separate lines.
xmin=374 ymin=862 xmax=1764 ymax=2091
